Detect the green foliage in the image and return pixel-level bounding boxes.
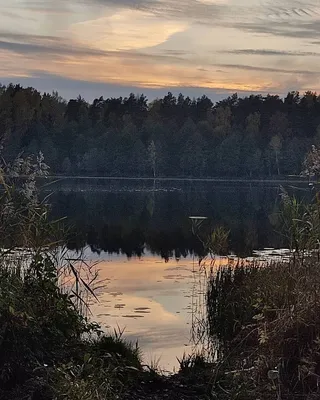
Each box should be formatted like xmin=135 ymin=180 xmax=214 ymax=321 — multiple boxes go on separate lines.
xmin=1 ymin=84 xmax=320 ymax=177
xmin=0 ymin=254 xmax=88 ymax=390
xmin=205 ymin=226 xmax=230 ymax=256
xmin=278 ymin=187 xmax=320 ymax=253
xmin=0 ymin=154 xmax=142 ymax=400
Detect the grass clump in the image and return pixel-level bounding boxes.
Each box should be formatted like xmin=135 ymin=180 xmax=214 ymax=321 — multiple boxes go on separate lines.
xmin=205 ymin=256 xmax=320 ymax=400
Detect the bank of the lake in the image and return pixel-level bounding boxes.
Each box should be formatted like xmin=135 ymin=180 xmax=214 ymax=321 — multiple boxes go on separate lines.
xmin=40 ymin=175 xmax=313 ymax=183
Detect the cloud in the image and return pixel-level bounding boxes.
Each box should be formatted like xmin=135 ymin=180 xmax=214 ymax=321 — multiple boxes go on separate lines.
xmin=12 ymin=0 xmax=73 ymax=14
xmin=0 ymin=41 xmax=268 ymax=93
xmin=90 ymin=0 xmax=229 ymax=23
xmin=0 ymin=38 xmax=106 ymax=58
xmin=217 ymin=63 xmax=319 ymax=76
xmin=262 ymin=3 xmax=319 ymax=20
xmin=221 ymin=49 xmax=320 ymax=57
xmin=5 ymin=0 xmax=320 ymax=41
xmin=89 ymin=0 xmax=320 ymax=35
xmin=92 ymin=0 xmax=154 ymax=8
xmin=0 ymin=31 xmax=191 ymax=64
xmin=0 ymin=32 xmax=63 ymax=42
xmin=230 ymin=20 xmax=320 ymax=40
xmin=0 ymin=9 xmax=35 ymax=20
xmin=70 ymin=9 xmax=188 ymax=51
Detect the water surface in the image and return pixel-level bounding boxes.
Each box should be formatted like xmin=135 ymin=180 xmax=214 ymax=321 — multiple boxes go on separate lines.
xmin=85 ymin=250 xmax=231 ymax=371
xmin=47 ymin=179 xmax=310 ymax=370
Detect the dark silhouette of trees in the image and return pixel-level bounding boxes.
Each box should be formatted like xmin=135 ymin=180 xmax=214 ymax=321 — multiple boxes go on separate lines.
xmin=0 ymin=83 xmax=319 ymax=177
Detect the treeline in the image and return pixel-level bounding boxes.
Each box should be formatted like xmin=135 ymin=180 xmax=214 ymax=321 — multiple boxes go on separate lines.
xmin=1 ymin=83 xmax=319 ymax=177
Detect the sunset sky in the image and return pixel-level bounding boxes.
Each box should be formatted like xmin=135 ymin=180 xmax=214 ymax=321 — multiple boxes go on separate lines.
xmin=1 ymin=0 xmax=320 ymax=100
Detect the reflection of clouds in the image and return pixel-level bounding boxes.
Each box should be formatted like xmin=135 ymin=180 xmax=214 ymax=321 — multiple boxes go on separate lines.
xmin=163 ymin=274 xmax=186 ymax=280
xmin=125 ymin=325 xmax=190 ymax=349
xmin=93 ymin=292 xmax=182 ymax=326
xmin=87 ymin=253 xmax=232 ymax=370
xmin=89 ymin=254 xmax=195 ymax=369
xmin=95 ymin=257 xmax=192 ymax=293
xmin=108 ymin=291 xmax=123 ymax=297
xmin=125 ymin=325 xmax=192 ymax=370
xmin=165 ymin=266 xmax=193 ymax=272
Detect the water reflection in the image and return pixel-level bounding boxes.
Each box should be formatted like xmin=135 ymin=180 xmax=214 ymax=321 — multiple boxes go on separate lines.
xmin=46 ymin=180 xmax=310 ymax=259
xmin=46 ymin=180 xmax=312 ymax=370
xmin=86 ymin=249 xmax=230 ymax=371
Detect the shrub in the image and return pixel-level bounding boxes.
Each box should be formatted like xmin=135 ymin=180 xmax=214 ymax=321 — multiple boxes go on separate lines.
xmin=0 ymin=154 xmax=142 ymax=399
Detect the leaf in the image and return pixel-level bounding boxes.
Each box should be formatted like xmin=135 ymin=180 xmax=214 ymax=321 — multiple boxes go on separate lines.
xmin=126 ymin=366 xmax=140 ymax=371
xmin=253 ymin=313 xmax=265 ymax=321
xmin=84 ymin=353 xmax=91 ymax=364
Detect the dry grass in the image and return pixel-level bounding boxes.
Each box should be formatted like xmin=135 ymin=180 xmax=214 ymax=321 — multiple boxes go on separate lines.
xmin=201 ymin=256 xmax=320 ymax=399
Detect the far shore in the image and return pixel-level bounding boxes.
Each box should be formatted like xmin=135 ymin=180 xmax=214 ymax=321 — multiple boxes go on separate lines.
xmin=30 ymin=175 xmax=314 ymax=185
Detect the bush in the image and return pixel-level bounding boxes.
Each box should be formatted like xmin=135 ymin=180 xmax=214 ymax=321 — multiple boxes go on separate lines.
xmin=0 ymin=154 xmax=142 ymax=399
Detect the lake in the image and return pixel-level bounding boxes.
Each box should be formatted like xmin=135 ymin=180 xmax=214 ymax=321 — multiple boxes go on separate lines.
xmin=46 ymin=178 xmax=311 ymax=371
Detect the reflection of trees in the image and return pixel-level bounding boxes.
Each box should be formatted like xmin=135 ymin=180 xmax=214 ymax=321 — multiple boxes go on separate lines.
xmin=47 ymin=183 xmax=302 ymax=259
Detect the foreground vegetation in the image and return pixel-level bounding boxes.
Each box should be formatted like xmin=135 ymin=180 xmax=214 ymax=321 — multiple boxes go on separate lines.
xmin=203 ymin=257 xmax=320 ymax=399
xmin=198 ymin=176 xmax=320 ymax=399
xmin=0 ymin=155 xmax=214 ymax=399
xmin=0 ymin=154 xmax=146 ymax=400
xmin=3 ymin=146 xmax=320 ymax=399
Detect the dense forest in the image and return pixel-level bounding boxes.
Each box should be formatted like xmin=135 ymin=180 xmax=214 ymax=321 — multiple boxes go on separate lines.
xmin=1 ymin=83 xmax=320 ymax=177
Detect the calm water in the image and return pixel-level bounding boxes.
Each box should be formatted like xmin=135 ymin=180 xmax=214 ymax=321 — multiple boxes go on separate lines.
xmin=46 ymin=179 xmax=310 ymax=371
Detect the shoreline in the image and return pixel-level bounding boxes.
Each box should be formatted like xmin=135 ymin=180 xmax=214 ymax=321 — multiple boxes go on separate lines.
xmin=34 ymin=175 xmax=313 ymax=184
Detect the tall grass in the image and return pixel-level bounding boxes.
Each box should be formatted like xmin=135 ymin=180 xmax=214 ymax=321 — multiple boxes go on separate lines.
xmin=201 ymin=236 xmax=320 ymax=399
xmin=201 ymin=256 xmax=320 ymax=399
xmin=186 ymin=164 xmax=320 ymax=399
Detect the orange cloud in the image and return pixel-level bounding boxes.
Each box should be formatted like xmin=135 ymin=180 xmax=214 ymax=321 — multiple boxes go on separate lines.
xmin=0 ymin=46 xmax=279 ymax=92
